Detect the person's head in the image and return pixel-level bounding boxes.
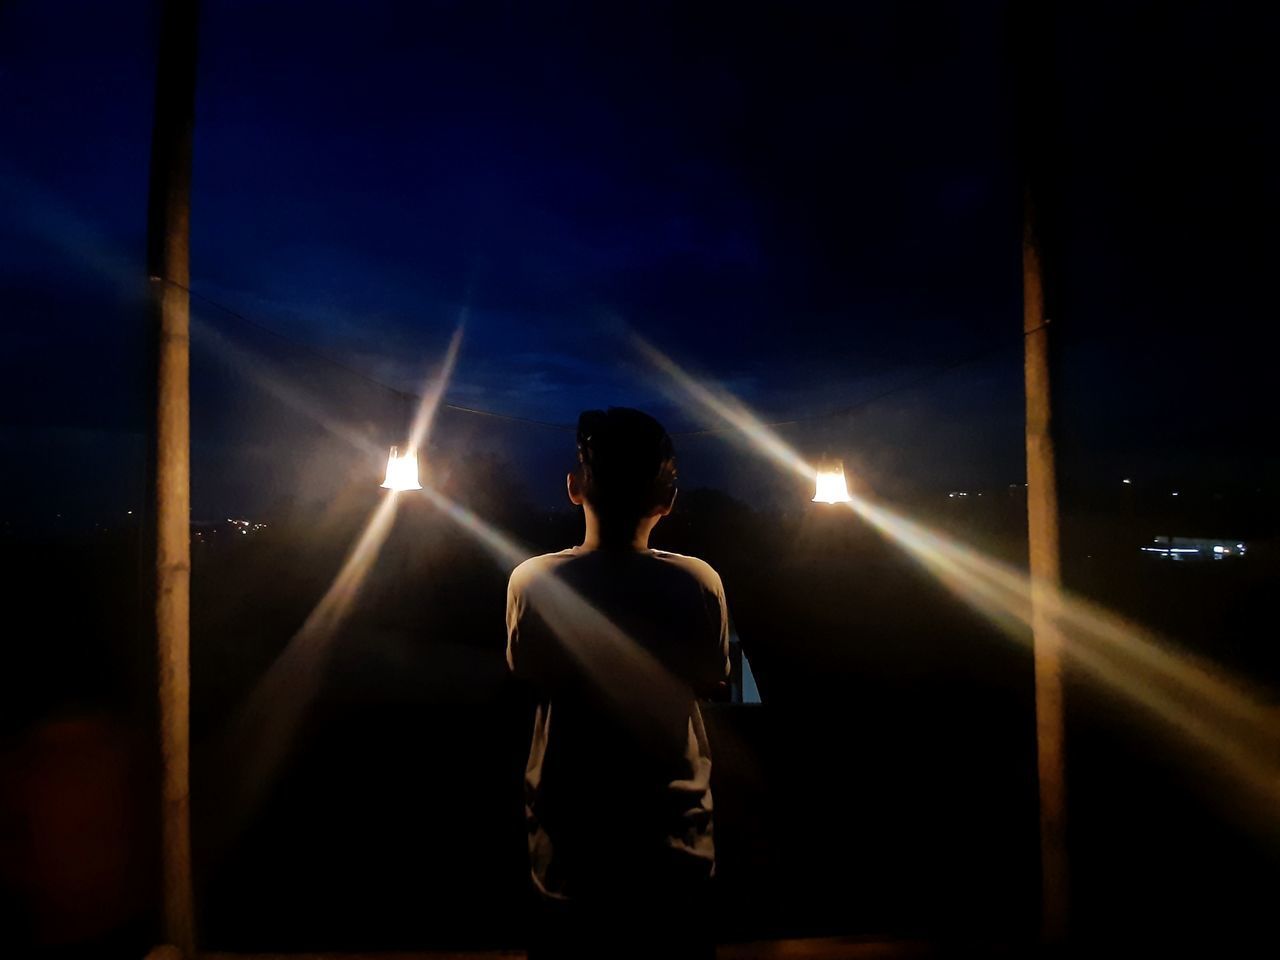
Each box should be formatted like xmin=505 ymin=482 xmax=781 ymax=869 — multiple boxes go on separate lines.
xmin=568 ymin=407 xmax=677 ymax=547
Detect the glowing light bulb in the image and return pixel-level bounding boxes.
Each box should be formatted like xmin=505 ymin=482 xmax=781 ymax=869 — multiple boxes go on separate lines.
xmin=380 ymin=445 xmax=422 ymax=491
xmin=812 ymin=461 xmax=852 ymax=504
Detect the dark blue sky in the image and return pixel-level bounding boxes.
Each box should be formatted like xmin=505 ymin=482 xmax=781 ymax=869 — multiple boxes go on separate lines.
xmin=1 ymin=1 xmax=1275 ymax=519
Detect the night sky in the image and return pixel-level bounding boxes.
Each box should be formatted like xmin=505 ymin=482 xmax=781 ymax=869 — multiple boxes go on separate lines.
xmin=2 ymin=1 xmax=1275 ymax=520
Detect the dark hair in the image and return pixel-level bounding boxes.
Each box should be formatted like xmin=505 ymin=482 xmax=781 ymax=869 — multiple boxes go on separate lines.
xmin=575 ymin=407 xmax=677 ymax=525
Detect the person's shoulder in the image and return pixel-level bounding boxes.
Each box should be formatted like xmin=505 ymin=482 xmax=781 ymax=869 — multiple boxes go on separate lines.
xmin=509 ymin=548 xmax=576 ymax=592
xmin=648 ymin=550 xmax=724 ymax=593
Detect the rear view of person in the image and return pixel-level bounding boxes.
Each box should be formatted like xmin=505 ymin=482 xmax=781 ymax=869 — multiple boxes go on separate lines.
xmin=507 ymin=407 xmax=730 ymax=959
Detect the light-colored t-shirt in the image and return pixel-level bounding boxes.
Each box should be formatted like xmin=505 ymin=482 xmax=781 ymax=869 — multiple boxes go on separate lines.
xmin=506 ymin=547 xmax=731 ymax=900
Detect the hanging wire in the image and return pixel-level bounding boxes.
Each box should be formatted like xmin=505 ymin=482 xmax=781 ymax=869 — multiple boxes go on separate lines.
xmin=160 ymin=276 xmax=576 ymax=432
xmin=670 ymin=327 xmax=1044 ymax=438
xmin=159 ymin=275 xmax=1043 ymax=439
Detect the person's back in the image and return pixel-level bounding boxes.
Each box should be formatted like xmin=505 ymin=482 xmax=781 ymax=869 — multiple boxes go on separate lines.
xmin=506 ymin=408 xmax=729 ymax=959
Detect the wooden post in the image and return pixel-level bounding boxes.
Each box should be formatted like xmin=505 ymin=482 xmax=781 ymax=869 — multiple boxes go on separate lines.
xmin=147 ymin=1 xmax=199 ymax=954
xmin=1013 ymin=0 xmax=1069 ymax=941
xmin=1023 ymin=191 xmax=1069 ymax=942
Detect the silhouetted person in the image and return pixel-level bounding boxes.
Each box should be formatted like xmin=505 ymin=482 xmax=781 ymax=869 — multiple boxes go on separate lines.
xmin=507 ymin=408 xmax=730 ymax=960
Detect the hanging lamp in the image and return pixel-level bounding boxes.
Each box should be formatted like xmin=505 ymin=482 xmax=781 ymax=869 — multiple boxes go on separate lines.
xmin=380 ymin=445 xmax=423 ymax=491
xmin=811 ymin=458 xmax=852 ymax=504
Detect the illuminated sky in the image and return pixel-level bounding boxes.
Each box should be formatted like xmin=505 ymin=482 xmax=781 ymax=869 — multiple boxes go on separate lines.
xmin=1 ymin=1 xmax=1274 ymax=518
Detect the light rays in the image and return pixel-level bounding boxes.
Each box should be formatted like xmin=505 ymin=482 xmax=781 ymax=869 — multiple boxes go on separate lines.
xmin=421 ymin=486 xmax=719 ymax=741
xmin=192 ymin=316 xmax=386 ymax=459
xmin=632 ymin=335 xmax=817 ymax=482
xmin=406 ymin=328 xmax=464 ymax=456
xmin=636 ymin=337 xmax=1280 ymax=818
xmin=209 ymin=323 xmax=731 ymax=836
xmin=0 ymin=166 xmax=139 ymax=298
xmin=847 ymin=491 xmax=1280 ymax=813
xmin=215 ymin=486 xmax=403 ymax=833
xmin=212 ymin=327 xmax=462 ymax=833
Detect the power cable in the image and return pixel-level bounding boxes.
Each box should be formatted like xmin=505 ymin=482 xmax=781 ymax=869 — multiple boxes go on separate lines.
xmin=158 ymin=276 xmax=576 ymax=432
xmin=157 ymin=275 xmax=1047 ymax=441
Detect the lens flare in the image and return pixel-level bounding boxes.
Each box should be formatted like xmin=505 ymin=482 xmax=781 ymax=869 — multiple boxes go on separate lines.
xmin=418 ymin=483 xmax=754 ymax=782
xmin=209 ymin=326 xmax=743 ymax=835
xmin=211 ymin=327 xmax=462 ymax=833
xmin=632 ymin=335 xmax=816 ymax=482
xmin=215 ymin=488 xmax=403 ymax=834
xmin=0 ymin=167 xmax=138 ymax=297
xmin=421 ymin=487 xmax=701 ymax=713
xmin=192 ymin=316 xmax=386 ymax=459
xmin=636 ymin=337 xmax=1280 ymax=818
xmin=845 ymin=490 xmax=1279 ymax=805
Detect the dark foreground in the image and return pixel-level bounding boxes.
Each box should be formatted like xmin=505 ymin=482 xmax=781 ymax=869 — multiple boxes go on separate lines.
xmin=3 ymin=488 xmax=1276 ymax=954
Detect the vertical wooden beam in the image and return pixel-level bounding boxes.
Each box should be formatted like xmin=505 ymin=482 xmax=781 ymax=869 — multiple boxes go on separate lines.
xmin=147 ymin=0 xmax=199 ymax=954
xmin=1013 ymin=0 xmax=1069 ymax=941
xmin=1023 ymin=191 xmax=1069 ymax=943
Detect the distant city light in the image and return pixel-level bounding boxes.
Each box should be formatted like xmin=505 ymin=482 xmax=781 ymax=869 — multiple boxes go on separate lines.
xmin=381 ymin=445 xmax=423 ymax=492
xmin=221 ymin=518 xmax=268 ymax=535
xmin=811 ymin=461 xmax=851 ymax=504
xmin=1142 ymin=536 xmax=1246 ymax=561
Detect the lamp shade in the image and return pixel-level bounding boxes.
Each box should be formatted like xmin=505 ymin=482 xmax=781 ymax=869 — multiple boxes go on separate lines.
xmin=812 ymin=461 xmax=851 ymax=504
xmin=380 ymin=445 xmax=422 ymax=491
